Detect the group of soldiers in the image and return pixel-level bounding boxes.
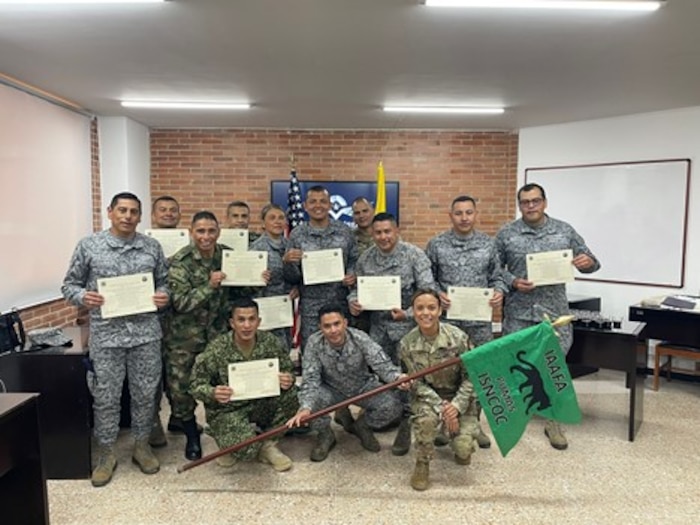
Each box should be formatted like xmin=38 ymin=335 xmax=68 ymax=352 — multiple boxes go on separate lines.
xmin=61 ymin=182 xmax=599 ymax=491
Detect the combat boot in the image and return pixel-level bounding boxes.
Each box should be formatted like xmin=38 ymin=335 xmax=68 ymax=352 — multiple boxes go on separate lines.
xmin=476 ymin=425 xmax=491 ymax=449
xmin=216 ymin=452 xmax=237 ymax=468
xmin=91 ymin=445 xmax=117 ymax=487
xmin=433 ymin=430 xmax=450 ymax=447
xmin=410 ymin=459 xmax=430 ymax=491
xmin=310 ymin=427 xmax=336 ymax=462
xmin=391 ymin=417 xmax=412 ymax=456
xmin=333 ymin=406 xmax=355 ymax=434
xmin=168 ymin=415 xmax=203 ymax=434
xmin=544 ymin=420 xmax=568 ymax=450
xmin=352 ymin=412 xmax=380 ymax=452
xmin=149 ymin=419 xmax=167 ymax=448
xmin=258 ymin=441 xmax=293 ymax=472
xmin=132 ymin=438 xmax=160 ymax=474
xmin=182 ymin=418 xmax=202 ymax=460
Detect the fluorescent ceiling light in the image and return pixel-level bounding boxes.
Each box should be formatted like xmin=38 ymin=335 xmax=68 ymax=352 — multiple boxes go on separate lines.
xmin=0 ymin=1 xmax=165 ymax=4
xmin=424 ymin=1 xmax=663 ymax=11
xmin=121 ymin=101 xmax=250 ymax=110
xmin=383 ymin=106 xmax=504 ymax=115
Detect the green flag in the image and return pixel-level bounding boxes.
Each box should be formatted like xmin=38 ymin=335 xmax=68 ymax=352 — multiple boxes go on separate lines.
xmin=461 ymin=321 xmax=581 ymax=457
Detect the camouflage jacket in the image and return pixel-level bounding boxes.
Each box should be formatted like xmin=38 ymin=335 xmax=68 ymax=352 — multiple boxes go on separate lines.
xmin=495 ymin=215 xmax=601 ymax=322
xmin=349 ymin=241 xmax=437 ymax=343
xmin=354 ymin=228 xmax=374 ymax=256
xmin=163 ymin=243 xmax=230 ymax=352
xmin=299 ymin=327 xmax=401 ymax=411
xmin=399 ymin=323 xmax=474 ymax=415
xmin=190 ymin=330 xmax=295 ymax=418
xmin=61 ymin=230 xmax=169 ymax=348
xmin=250 ymin=234 xmax=293 ymax=297
xmin=283 ymin=219 xmax=358 ymax=304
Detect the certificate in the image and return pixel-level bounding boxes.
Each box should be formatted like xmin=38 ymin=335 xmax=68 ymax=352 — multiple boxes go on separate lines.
xmin=97 ymin=272 xmax=157 ymax=319
xmin=446 ymin=287 xmax=494 ymax=322
xmin=221 ymin=250 xmax=268 ymax=286
xmin=526 ymin=249 xmax=575 ymax=286
xmin=301 ymin=248 xmax=345 ymax=285
xmin=218 ymin=228 xmax=249 ymax=251
xmin=254 ymin=295 xmax=294 ymax=331
xmin=228 ymin=358 xmax=280 ymax=401
xmin=357 ymin=275 xmax=401 ymax=311
xmin=145 ymin=228 xmax=189 ymax=258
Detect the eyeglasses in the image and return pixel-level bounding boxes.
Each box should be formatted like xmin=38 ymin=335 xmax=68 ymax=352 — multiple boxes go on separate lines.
xmin=518 ymin=197 xmax=544 ymax=208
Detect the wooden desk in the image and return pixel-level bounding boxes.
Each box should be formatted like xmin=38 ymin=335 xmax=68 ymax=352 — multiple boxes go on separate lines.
xmin=0 ymin=393 xmax=49 ymax=525
xmin=567 ymin=321 xmax=647 ymax=442
xmin=0 ymin=326 xmax=91 ymax=479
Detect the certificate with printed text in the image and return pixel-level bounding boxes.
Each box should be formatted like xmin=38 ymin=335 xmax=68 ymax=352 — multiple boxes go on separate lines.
xmin=446 ymin=286 xmax=494 ymax=322
xmin=526 ymin=249 xmax=574 ymax=286
xmin=301 ymin=248 xmax=345 ymax=285
xmin=255 ymin=295 xmax=294 ymax=330
xmin=221 ymin=250 xmax=268 ymax=286
xmin=357 ymin=275 xmax=401 ymax=311
xmin=97 ymin=272 xmax=157 ymax=319
xmin=219 ymin=229 xmax=249 ymax=251
xmin=228 ymin=358 xmax=280 ymax=401
xmin=145 ymin=229 xmax=189 ymax=258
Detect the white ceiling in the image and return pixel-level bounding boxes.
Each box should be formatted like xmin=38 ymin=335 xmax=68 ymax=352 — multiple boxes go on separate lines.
xmin=1 ymin=0 xmax=699 ymax=130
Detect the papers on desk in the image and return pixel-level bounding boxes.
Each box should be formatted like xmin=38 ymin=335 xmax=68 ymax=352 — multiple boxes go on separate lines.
xmin=526 ymin=249 xmax=574 ymax=286
xmin=357 ymin=275 xmax=401 ymax=310
xmin=446 ymin=286 xmax=494 ymax=322
xmin=301 ymin=248 xmax=345 ymax=285
xmin=97 ymin=272 xmax=156 ymax=319
xmin=254 ymin=295 xmax=294 ymax=330
xmin=221 ymin=250 xmax=268 ymax=286
xmin=228 ymin=358 xmax=280 ymax=401
xmin=219 ymin=229 xmax=249 ymax=251
xmin=145 ymin=229 xmax=189 ymax=258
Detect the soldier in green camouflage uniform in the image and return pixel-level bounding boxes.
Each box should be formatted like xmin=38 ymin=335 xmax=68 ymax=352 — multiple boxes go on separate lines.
xmin=399 ymin=289 xmax=478 ymax=491
xmin=191 ymin=298 xmax=298 ymax=471
xmin=350 ymin=197 xmax=375 ymax=333
xmin=163 ymin=211 xmax=231 ymax=460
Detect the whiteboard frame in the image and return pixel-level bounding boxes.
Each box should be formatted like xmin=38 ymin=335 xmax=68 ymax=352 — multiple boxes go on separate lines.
xmin=525 ymin=159 xmax=691 ymax=288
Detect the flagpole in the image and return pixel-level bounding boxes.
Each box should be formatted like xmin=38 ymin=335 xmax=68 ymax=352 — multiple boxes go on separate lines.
xmin=177 ymin=316 xmax=574 ymax=473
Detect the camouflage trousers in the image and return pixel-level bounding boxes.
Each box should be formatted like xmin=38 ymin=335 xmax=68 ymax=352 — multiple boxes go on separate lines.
xmin=411 ymin=399 xmax=479 ymax=462
xmin=445 ymin=320 xmax=494 ymax=348
xmin=207 ymin=386 xmax=299 ymax=461
xmin=503 ymin=317 xmax=573 ymax=354
xmin=309 ymin=381 xmax=403 ymax=432
xmin=87 ymin=340 xmax=161 ymax=446
xmin=164 ymin=344 xmax=206 ymax=421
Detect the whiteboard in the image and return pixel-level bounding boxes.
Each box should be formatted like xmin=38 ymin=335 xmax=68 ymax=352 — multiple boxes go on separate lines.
xmin=525 ymin=159 xmax=690 ymax=288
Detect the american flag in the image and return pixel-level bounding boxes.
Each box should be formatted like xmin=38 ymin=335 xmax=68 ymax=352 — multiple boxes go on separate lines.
xmin=286 ymin=169 xmax=305 ymax=230
xmin=286 ymin=168 xmax=304 ymax=354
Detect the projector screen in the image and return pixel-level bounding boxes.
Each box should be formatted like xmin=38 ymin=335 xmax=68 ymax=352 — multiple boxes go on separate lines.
xmin=0 ymin=82 xmax=92 ymax=312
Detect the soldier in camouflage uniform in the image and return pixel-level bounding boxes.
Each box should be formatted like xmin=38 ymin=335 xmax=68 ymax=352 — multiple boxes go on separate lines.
xmin=286 ymin=304 xmax=409 ymax=462
xmin=349 ymin=197 xmax=375 ymax=334
xmin=163 ymin=211 xmax=232 ymax=460
xmin=348 ymin=212 xmax=437 ymax=456
xmin=62 ymin=192 xmax=169 ymax=487
xmin=426 ymin=195 xmax=508 ymax=449
xmin=226 ymin=200 xmax=260 ymax=244
xmin=250 ymin=204 xmax=298 ymax=349
xmin=399 ymin=289 xmax=478 ymax=491
xmin=495 ymin=183 xmax=600 ymax=450
xmin=283 ymin=185 xmax=358 ymax=348
xmin=191 ymin=298 xmax=298 ymax=471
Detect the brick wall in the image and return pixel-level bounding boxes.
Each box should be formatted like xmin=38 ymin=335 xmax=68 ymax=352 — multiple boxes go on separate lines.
xmin=17 ymin=118 xmax=101 ymax=331
xmin=150 ymin=129 xmax=519 ymax=247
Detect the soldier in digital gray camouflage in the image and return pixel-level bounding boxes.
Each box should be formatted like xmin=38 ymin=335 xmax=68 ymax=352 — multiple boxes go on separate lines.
xmin=250 ymin=204 xmax=299 ymax=349
xmin=348 ymin=212 xmax=437 ymax=456
xmin=286 ymin=303 xmax=410 ymax=462
xmin=399 ymin=289 xmax=478 ymax=491
xmin=163 ymin=211 xmax=231 ymax=461
xmin=61 ymin=192 xmax=169 ymax=487
xmin=191 ymin=298 xmax=298 ymax=471
xmin=495 ymin=182 xmax=600 ymax=451
xmin=283 ymin=185 xmax=358 ymax=348
xmin=425 ymin=195 xmax=508 ymax=449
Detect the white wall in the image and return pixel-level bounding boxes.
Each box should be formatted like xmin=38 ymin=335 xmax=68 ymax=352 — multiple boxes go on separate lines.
xmin=518 ymin=106 xmax=700 ymax=320
xmin=98 ymin=116 xmax=151 ymax=229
